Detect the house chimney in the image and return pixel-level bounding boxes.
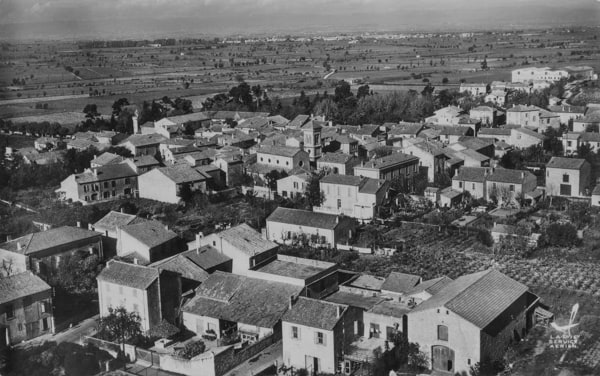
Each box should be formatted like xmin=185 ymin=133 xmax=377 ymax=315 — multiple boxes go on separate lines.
xmin=133 ymin=258 xmax=138 ymax=265
xmin=289 ymin=295 xmax=295 ymax=310
xmin=521 ymin=171 xmax=524 ymax=179
xmin=196 ymin=232 xmax=204 ymax=249
xmin=120 ymin=207 xmax=125 ymax=213
xmin=77 ymin=221 xmax=82 ymax=228
xmin=17 ymin=242 xmax=21 ymax=251
xmin=88 ymin=223 xmax=93 ymax=230
xmin=6 ymin=235 xmax=11 ymax=241
xmin=335 ymin=216 xmax=339 ymax=224
xmin=165 ymin=225 xmax=169 ymax=231
xmin=336 ymin=305 xmax=342 ymax=318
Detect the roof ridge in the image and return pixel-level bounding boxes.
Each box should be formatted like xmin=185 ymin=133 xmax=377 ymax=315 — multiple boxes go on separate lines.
xmin=444 ymin=269 xmax=493 ymax=310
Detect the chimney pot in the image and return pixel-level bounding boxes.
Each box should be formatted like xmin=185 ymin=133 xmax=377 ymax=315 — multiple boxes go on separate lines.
xmin=77 ymin=221 xmax=82 ymax=228
xmin=6 ymin=235 xmax=12 ymax=241
xmin=133 ymin=258 xmax=138 ymax=265
xmin=17 ymin=242 xmax=22 ymax=250
xmin=337 ymin=305 xmax=342 ymax=318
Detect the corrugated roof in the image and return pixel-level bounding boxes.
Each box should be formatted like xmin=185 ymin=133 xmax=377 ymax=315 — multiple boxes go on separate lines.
xmin=410 ymin=269 xmax=529 ymax=330
xmin=183 ymin=271 xmax=302 ymax=328
xmin=283 ymin=296 xmax=347 ymax=331
xmin=98 ymin=260 xmax=159 ymax=290
xmin=268 ymin=207 xmax=344 ymax=230
xmin=0 ymin=226 xmax=100 ymax=255
xmin=214 ymin=223 xmax=277 ymax=256
xmin=0 ymin=272 xmax=51 ymax=305
xmin=547 ymin=157 xmax=586 ymax=170
xmin=381 ymin=272 xmax=421 ymax=294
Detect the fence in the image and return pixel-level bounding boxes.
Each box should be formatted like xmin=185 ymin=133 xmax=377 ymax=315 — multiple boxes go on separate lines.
xmin=136 ymin=347 xmax=161 ymax=366
xmin=336 ymin=243 xmax=372 ymax=254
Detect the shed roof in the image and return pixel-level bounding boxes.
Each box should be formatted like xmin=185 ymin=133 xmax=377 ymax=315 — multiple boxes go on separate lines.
xmin=547 ymin=157 xmax=586 ymax=170
xmin=120 ymin=220 xmax=178 ymax=248
xmin=0 ymin=226 xmax=100 ymax=255
xmin=267 ymin=207 xmax=343 ymax=230
xmin=213 ymin=223 xmax=277 ymax=256
xmin=381 ymin=272 xmax=421 ymax=294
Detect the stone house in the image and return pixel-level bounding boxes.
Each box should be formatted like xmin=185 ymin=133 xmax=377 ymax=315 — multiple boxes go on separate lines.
xmin=0 ymin=272 xmax=54 ymax=345
xmin=545 ymin=157 xmax=591 ymax=198
xmin=138 ymin=164 xmax=207 ymax=204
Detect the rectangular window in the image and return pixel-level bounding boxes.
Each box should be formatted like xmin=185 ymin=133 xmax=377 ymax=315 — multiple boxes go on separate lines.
xmin=370 ymin=323 xmax=380 ymax=338
xmin=103 ymin=181 xmax=109 ymax=189
xmin=438 ymin=325 xmax=448 ymax=341
xmin=18 ymin=323 xmax=23 ymax=331
xmin=560 ymin=184 xmax=571 ymax=196
xmin=562 ymin=174 xmax=569 ymax=183
xmin=125 ymin=178 xmax=130 ymax=184
xmin=458 ymin=182 xmax=463 ymax=189
xmin=337 ymin=199 xmax=341 ymax=209
xmin=291 ymin=326 xmax=300 ymax=339
xmin=510 ymin=185 xmax=515 ymax=192
xmin=42 ymin=317 xmax=49 ymax=331
xmin=111 ymin=181 xmax=116 ymax=187
xmin=6 ymin=304 xmax=14 ymax=320
xmin=315 ymin=331 xmax=325 ymax=345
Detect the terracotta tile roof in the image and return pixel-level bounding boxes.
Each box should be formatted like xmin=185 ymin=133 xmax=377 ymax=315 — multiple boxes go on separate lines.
xmin=92 ymin=152 xmax=124 ymax=166
xmin=74 ymin=164 xmax=138 ymax=184
xmin=356 ymin=152 xmax=418 ymax=170
xmin=407 ymin=276 xmax=453 ymax=296
xmin=318 ymin=152 xmax=355 ymax=164
xmin=93 ymin=211 xmax=146 ymax=233
xmin=0 ymin=271 xmax=51 ymax=305
xmin=183 ymin=271 xmax=302 ymax=328
xmin=283 ymin=296 xmax=347 ymax=330
xmin=487 ymin=168 xmax=535 ymax=184
xmin=288 ymin=114 xmax=310 ymax=128
xmin=321 ymin=174 xmax=363 ymax=186
xmin=214 ymin=223 xmax=277 ymax=256
xmin=151 ymin=254 xmax=209 ymax=282
xmin=547 ymin=156 xmax=587 ymax=170
xmin=97 ymin=259 xmax=159 ymax=290
xmin=267 ymin=207 xmax=342 ymax=230
xmin=478 ymin=128 xmax=511 ymax=136
xmin=388 ymin=123 xmax=423 ymax=136
xmin=166 ymin=112 xmax=210 ymax=124
xmin=156 ymin=164 xmax=207 ymax=184
xmin=0 ymin=226 xmax=100 ymax=255
xmin=507 ymin=105 xmax=539 ymax=113
xmin=410 ymin=269 xmax=530 ymax=331
xmin=257 ymin=145 xmax=303 ymax=158
xmin=381 ymin=272 xmax=421 ymax=294
xmin=452 ymin=167 xmax=487 ymax=183
xmin=121 ymin=134 xmax=166 ymax=147
xmin=513 ymin=127 xmax=545 ymax=140
xmin=130 ymin=155 xmax=160 ymax=167
xmin=349 ymin=274 xmax=385 ymax=290
xmin=120 ymin=220 xmax=178 ymax=248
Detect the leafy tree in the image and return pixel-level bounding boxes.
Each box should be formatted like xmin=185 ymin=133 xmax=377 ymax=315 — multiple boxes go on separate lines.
xmin=175 ymin=340 xmax=206 ymax=359
xmin=543 ymin=223 xmax=579 ymax=247
xmin=334 ymin=80 xmax=353 ymax=103
xmin=97 ymin=307 xmax=143 ymax=350
xmin=370 ymin=146 xmax=393 ymax=159
xmin=111 ymin=98 xmax=130 ymax=117
xmin=106 ymin=146 xmax=133 ymax=158
xmin=356 ymin=84 xmax=370 ymax=99
xmin=64 ymin=147 xmax=98 ymax=173
xmin=49 ymin=252 xmax=101 ymax=296
xmin=179 ymin=183 xmax=194 ymax=204
xmin=305 ymin=172 xmax=324 ymax=207
xmin=83 ymin=104 xmax=99 ymax=119
xmin=265 ymin=170 xmax=288 ymax=190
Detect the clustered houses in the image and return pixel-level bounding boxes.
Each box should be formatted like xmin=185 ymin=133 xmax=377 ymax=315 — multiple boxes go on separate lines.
xmin=452 ymin=166 xmax=537 ymax=204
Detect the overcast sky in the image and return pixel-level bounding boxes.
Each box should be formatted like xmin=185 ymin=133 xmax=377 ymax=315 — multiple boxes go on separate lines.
xmin=0 ymin=0 xmax=598 ymax=40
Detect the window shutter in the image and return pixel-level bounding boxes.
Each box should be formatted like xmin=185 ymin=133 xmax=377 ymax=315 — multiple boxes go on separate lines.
xmin=322 ymin=332 xmax=326 ymax=346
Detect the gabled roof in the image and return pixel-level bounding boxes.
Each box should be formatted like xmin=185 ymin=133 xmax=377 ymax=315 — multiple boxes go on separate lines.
xmin=368 ymin=300 xmax=412 ymax=318
xmin=213 ymin=223 xmax=277 ymax=256
xmin=287 ymin=114 xmax=310 ymax=128
xmin=507 ymin=105 xmax=539 ymax=113
xmin=487 ymin=168 xmax=535 ymax=184
xmin=91 ymin=152 xmax=125 ymax=166
xmin=410 ymin=269 xmax=530 ymax=331
xmin=547 ymin=105 xmax=586 ymax=114
xmin=166 ymin=112 xmax=210 ymax=124
xmin=130 ymin=155 xmax=160 ymax=167
xmin=257 ymin=145 xmax=303 ymax=158
xmin=267 ymin=207 xmax=343 ymax=230
xmin=183 ymin=271 xmax=302 ymax=328
xmin=478 ymin=128 xmax=511 ymax=136
xmin=121 ymin=134 xmax=166 ymax=147
xmin=580 ymin=132 xmax=600 ymax=142
xmin=150 ymin=246 xmax=230 ymax=283
xmin=452 ymin=167 xmax=487 ymax=183
xmin=301 ymin=119 xmax=325 ymax=130
xmin=283 ymin=296 xmax=347 ymax=331
xmin=120 ymin=220 xmax=178 ymax=248
xmin=93 ymin=211 xmax=146 ymax=233
xmin=381 ymin=272 xmax=421 ymax=294
xmin=407 ymin=276 xmax=453 ymax=296
xmin=74 ymin=164 xmax=138 ymax=184
xmin=318 ymin=152 xmax=355 ymax=164
xmin=321 ymin=174 xmax=363 ymax=186
xmin=97 ymin=259 xmax=159 ymax=290
xmin=0 ymin=271 xmax=51 ymax=305
xmin=154 ymin=164 xmax=207 ymax=184
xmin=547 ymin=156 xmax=587 ymax=170
xmin=388 ymin=122 xmax=423 ymax=136
xmin=438 ymin=126 xmax=472 ymax=136
xmin=0 ymin=226 xmax=100 ymax=255
xmin=513 ymin=127 xmax=545 ymax=140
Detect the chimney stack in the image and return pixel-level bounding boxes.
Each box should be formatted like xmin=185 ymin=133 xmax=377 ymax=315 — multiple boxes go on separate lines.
xmin=196 ymin=232 xmax=204 ymax=249
xmin=77 ymin=221 xmax=82 ymax=228
xmin=17 ymin=242 xmax=21 ymax=251
xmin=88 ymin=223 xmax=93 ymax=231
xmin=336 ymin=305 xmax=342 ymax=318
xmin=133 ymin=258 xmax=138 ymax=265
xmin=6 ymin=235 xmax=11 ymax=241
xmin=288 ymin=295 xmax=295 ymax=310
